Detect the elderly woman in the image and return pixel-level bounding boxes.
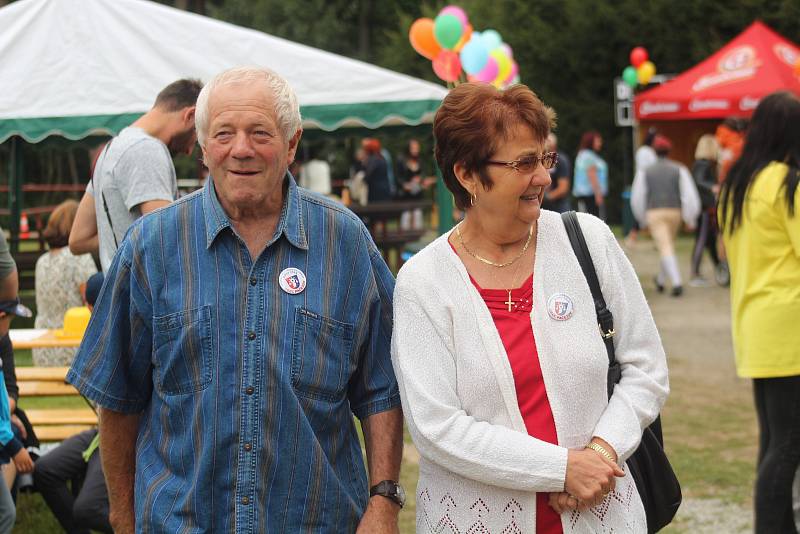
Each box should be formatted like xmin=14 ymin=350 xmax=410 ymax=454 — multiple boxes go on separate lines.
xmin=391 ymin=83 xmax=669 ymax=533
xmin=34 ymin=199 xmax=97 ymax=366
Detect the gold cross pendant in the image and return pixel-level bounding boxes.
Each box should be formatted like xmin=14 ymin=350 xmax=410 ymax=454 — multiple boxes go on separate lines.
xmin=505 ymin=290 xmax=514 ymax=312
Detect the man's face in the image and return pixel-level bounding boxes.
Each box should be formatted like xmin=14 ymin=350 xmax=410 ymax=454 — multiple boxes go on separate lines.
xmin=201 ymin=83 xmax=300 ymax=213
xmin=167 ymin=112 xmax=198 ymax=157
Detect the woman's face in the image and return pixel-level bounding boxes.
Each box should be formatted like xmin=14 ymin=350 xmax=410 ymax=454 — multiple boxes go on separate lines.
xmin=593 ymin=135 xmax=603 ymax=152
xmin=473 ymin=123 xmax=551 ymax=228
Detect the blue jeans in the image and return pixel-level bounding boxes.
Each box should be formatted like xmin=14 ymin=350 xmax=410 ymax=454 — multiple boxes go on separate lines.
xmin=0 ymin=476 xmax=14 ymax=534
xmin=754 ymin=375 xmax=800 ymax=533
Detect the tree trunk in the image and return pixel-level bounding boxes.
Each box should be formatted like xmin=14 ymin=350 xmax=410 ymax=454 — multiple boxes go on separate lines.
xmin=358 ymin=0 xmax=371 ymax=61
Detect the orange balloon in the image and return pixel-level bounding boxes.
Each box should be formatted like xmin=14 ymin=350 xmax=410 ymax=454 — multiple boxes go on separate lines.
xmin=453 ymin=24 xmax=473 ymax=53
xmin=409 ymin=18 xmax=442 ymax=60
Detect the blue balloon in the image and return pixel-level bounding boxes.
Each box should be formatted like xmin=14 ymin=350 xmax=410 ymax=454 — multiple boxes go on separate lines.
xmin=481 ymin=29 xmax=502 ymax=50
xmin=460 ymin=38 xmax=489 ymax=75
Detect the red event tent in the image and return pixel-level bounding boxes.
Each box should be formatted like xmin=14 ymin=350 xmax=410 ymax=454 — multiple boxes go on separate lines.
xmin=633 ymin=21 xmax=800 ymax=165
xmin=635 ymin=21 xmax=800 ymax=121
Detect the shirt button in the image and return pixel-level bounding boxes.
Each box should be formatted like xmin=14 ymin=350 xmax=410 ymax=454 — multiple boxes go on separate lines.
xmin=243 ymin=443 xmax=252 ymax=451
xmin=247 ymin=331 xmax=256 ymax=341
xmin=245 ymin=386 xmax=254 ymax=395
xmin=249 ymin=277 xmax=257 ymax=286
xmin=242 ymin=496 xmax=250 ymax=505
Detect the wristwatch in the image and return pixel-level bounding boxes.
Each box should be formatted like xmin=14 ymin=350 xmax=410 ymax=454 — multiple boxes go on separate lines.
xmin=369 ymin=480 xmax=406 ymax=508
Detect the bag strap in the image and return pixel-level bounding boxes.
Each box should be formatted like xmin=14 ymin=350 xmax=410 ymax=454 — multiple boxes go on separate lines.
xmin=91 ymin=141 xmax=119 ymax=250
xmin=560 ymin=211 xmax=617 ymax=368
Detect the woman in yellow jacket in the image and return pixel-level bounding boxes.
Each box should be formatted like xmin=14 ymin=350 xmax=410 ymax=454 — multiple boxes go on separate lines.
xmin=719 ymin=91 xmax=800 ymax=533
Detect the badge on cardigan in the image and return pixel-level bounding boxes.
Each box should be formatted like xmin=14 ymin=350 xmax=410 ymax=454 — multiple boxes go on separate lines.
xmin=547 ymin=293 xmax=574 ymax=321
xmin=279 ymin=267 xmax=306 ymax=295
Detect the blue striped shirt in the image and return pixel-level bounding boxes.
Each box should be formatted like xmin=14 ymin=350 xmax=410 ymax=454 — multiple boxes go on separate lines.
xmin=67 ymin=176 xmax=400 ymax=533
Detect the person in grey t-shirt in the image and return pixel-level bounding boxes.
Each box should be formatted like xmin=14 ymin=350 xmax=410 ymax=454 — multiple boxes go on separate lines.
xmin=69 ymin=79 xmax=203 ymax=272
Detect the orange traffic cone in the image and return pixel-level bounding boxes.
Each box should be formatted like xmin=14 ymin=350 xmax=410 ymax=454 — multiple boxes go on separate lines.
xmin=19 ymin=211 xmax=30 ymax=239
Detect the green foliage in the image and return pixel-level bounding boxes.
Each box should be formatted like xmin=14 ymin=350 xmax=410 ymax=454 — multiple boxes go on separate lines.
xmin=200 ymin=0 xmax=798 ymax=221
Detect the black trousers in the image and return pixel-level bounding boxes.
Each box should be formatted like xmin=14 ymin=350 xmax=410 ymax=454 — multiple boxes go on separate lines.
xmin=33 ymin=429 xmax=111 ymax=534
xmin=690 ymin=209 xmax=719 ymax=277
xmin=575 ymin=195 xmax=604 ymax=220
xmin=753 ymin=376 xmax=800 ymax=533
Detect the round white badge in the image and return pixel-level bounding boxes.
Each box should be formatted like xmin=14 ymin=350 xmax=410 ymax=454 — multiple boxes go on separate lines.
xmin=278 ymin=267 xmax=306 ymax=295
xmin=547 ymin=293 xmax=574 ymax=321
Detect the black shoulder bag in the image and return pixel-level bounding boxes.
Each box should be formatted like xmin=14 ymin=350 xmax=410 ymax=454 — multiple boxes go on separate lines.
xmin=561 ymin=211 xmax=681 ymax=533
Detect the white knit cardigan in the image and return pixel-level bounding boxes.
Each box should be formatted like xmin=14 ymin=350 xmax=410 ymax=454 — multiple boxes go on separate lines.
xmin=391 ymin=211 xmax=669 ymax=533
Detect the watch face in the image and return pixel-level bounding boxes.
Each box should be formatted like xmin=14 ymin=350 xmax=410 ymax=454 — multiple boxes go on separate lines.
xmin=395 ymin=483 xmax=407 ymax=505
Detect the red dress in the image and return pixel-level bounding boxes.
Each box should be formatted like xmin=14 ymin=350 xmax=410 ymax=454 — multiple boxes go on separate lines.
xmin=470 ymin=272 xmax=564 ymax=534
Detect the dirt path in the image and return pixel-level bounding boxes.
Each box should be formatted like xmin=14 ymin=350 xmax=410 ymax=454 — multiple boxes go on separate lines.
xmin=623 ymin=236 xmax=754 ymax=533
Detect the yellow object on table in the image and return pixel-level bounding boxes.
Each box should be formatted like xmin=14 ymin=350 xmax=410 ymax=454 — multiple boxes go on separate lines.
xmin=54 ymin=306 xmax=91 ymax=339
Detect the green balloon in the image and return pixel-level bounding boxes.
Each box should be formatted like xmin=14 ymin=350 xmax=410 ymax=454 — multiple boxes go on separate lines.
xmin=434 ymin=14 xmax=463 ymax=50
xmin=623 ymin=66 xmax=638 ymax=87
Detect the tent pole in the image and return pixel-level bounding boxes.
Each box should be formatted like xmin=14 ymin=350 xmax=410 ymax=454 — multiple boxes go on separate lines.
xmin=7 ymin=136 xmax=22 ymax=254
xmin=435 ymin=164 xmax=453 ymax=235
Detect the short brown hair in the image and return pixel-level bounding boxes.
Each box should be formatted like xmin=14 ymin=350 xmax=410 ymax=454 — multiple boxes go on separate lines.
xmin=433 ymin=83 xmax=555 ymax=210
xmin=154 ymin=79 xmax=203 ymax=112
xmin=43 ymin=199 xmax=79 ymax=249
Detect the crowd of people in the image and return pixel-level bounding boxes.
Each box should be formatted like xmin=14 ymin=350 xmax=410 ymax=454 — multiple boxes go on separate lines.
xmin=0 ymin=69 xmax=796 ymax=533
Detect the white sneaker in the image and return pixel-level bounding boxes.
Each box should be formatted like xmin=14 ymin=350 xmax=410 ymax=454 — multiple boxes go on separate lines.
xmin=689 ymin=277 xmax=710 ymax=287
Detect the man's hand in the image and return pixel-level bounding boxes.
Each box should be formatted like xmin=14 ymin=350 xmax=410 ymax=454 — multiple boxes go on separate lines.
xmin=356 ymin=496 xmax=400 ymax=534
xmin=13 ymin=447 xmax=33 ymax=473
xmin=10 ymin=414 xmax=27 ymax=440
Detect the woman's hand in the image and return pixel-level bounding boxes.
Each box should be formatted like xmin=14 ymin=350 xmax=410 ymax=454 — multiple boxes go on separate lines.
xmin=564 ymin=448 xmax=625 ymax=508
xmin=548 ymin=492 xmax=584 ymax=514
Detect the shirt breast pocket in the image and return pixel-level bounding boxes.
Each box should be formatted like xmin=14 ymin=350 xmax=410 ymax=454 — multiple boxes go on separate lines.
xmin=291 ymin=307 xmax=354 ymax=402
xmin=153 ymin=305 xmax=213 ymax=395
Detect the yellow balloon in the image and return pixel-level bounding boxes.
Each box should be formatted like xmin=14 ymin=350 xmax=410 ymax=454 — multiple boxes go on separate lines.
xmin=490 ymin=49 xmax=512 ymax=85
xmin=637 ymin=61 xmax=656 ymax=85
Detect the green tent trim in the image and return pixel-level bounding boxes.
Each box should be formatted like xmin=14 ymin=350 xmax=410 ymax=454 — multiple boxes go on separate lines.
xmin=0 ymin=100 xmax=442 ymax=143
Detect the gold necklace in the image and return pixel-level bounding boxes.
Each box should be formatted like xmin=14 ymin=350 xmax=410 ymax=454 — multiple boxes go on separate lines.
xmin=456 ymin=223 xmax=534 ymax=268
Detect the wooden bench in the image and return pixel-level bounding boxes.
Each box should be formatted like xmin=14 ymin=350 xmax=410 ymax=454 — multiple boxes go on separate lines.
xmin=16 ymin=366 xmax=97 ymax=442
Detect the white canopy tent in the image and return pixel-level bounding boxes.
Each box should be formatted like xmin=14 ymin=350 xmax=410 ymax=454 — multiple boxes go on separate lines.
xmin=0 ymin=0 xmax=448 ymax=143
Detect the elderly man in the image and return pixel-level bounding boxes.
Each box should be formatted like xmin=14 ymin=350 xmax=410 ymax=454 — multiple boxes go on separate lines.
xmin=69 ymin=79 xmax=203 ymax=271
xmin=67 ymin=67 xmax=404 ymax=533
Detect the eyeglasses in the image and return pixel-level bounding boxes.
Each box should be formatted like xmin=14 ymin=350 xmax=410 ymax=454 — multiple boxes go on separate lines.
xmin=485 ymin=151 xmax=558 ymax=173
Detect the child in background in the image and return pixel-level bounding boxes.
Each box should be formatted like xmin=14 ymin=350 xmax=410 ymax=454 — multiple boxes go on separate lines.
xmin=0 ymin=300 xmax=35 ymax=534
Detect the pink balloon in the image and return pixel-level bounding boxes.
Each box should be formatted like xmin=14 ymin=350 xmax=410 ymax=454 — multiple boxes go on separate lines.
xmin=474 ymin=56 xmax=499 ymax=82
xmin=439 ymin=5 xmax=468 ymax=27
xmin=432 ymin=50 xmax=462 ymax=82
xmin=504 ymin=61 xmax=519 ymax=84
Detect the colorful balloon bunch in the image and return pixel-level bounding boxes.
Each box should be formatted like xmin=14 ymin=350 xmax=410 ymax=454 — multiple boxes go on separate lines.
xmin=409 ymin=5 xmax=520 ymax=88
xmin=621 ymin=46 xmax=657 ymax=88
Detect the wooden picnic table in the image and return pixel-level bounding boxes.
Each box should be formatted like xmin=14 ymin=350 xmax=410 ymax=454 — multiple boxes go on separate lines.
xmin=9 ymin=329 xmax=83 ymax=350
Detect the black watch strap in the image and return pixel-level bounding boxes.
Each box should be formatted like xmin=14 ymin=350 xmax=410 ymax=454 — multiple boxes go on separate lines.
xmin=369 ymin=480 xmax=405 ymax=508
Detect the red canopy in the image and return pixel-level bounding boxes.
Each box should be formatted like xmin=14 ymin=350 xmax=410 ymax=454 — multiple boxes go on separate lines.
xmin=635 ymin=21 xmax=800 ymax=121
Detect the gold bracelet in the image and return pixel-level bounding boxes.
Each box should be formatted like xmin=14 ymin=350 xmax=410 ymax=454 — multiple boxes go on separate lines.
xmin=586 ymin=442 xmax=617 ymax=465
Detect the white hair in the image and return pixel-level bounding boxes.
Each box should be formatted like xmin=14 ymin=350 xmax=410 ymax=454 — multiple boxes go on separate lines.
xmin=195 ymin=66 xmax=302 ymax=147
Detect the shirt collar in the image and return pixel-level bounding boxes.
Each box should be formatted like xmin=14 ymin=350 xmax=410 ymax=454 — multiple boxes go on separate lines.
xmin=203 ymin=172 xmax=308 ymax=251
